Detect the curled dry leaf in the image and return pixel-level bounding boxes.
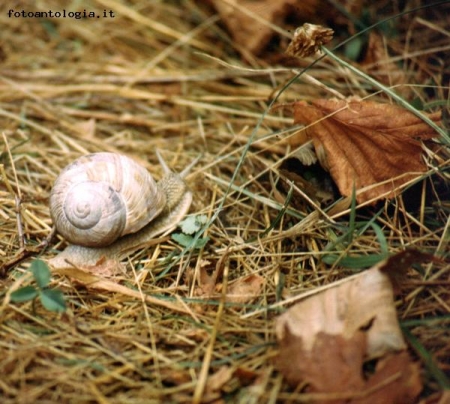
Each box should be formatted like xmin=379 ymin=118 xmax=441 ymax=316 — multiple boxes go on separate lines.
xmin=276 ymin=331 xmax=422 ymax=404
xmin=196 ymin=266 xmax=264 ymax=304
xmin=225 ymin=274 xmax=265 ymax=304
xmin=204 ymin=366 xmax=261 ymax=398
xmin=291 ymin=98 xmax=441 ymax=203
xmin=277 ymin=329 xmax=367 ymax=394
xmin=286 ymin=23 xmax=334 ymax=58
xmin=206 ymin=366 xmax=234 ymax=394
xmin=274 ymin=251 xmax=433 ymax=403
xmin=276 ymin=257 xmax=406 ymax=359
xmin=194 ymin=256 xmax=264 ymax=304
xmin=362 ymin=352 xmax=423 ymax=404
xmin=73 ymin=118 xmax=97 ymax=139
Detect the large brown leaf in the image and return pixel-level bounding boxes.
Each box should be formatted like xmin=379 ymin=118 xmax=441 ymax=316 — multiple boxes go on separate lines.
xmin=292 ymin=98 xmax=441 ymax=203
xmin=276 ymin=330 xmax=422 ymax=404
xmin=274 ymin=251 xmax=432 ymax=403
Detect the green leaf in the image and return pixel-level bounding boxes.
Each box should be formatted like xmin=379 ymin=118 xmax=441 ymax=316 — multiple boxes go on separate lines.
xmin=344 ymin=36 xmax=364 ymax=61
xmin=194 ymin=237 xmax=209 ymax=249
xmin=40 ymin=289 xmax=66 ymax=312
xmin=30 ymin=259 xmax=51 ymax=289
xmin=402 ymin=325 xmax=450 ymax=389
xmin=10 ymin=286 xmax=39 ymax=302
xmin=172 ymin=233 xmax=209 ymax=249
xmin=179 ymin=215 xmax=208 ymax=235
xmin=322 ymin=253 xmax=387 ymax=269
xmin=369 ymin=222 xmax=389 ymax=256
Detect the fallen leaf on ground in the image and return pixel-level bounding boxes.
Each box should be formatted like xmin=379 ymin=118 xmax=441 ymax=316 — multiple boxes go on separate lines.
xmin=81 ymin=256 xmax=124 ymax=277
xmin=206 ymin=366 xmax=234 ymax=393
xmin=195 ymin=265 xmax=219 ymax=297
xmin=55 ymin=267 xmax=189 ymax=314
xmin=378 ymin=249 xmax=440 ymax=294
xmin=208 ymin=0 xmax=321 ymax=55
xmin=225 ymin=274 xmax=265 ymax=303
xmin=276 ymin=330 xmax=422 ymax=404
xmin=276 ymin=329 xmax=367 ymax=393
xmin=195 ymin=266 xmax=264 ymax=304
xmin=359 ymin=351 xmax=423 ymax=404
xmin=159 ymin=369 xmax=191 ymax=386
xmin=275 ymin=254 xmax=408 ymax=359
xmin=274 ymin=251 xmax=435 ymax=403
xmin=234 ymin=367 xmax=260 ymax=386
xmin=204 ymin=366 xmax=261 ymax=399
xmin=290 ymin=98 xmax=441 ymax=203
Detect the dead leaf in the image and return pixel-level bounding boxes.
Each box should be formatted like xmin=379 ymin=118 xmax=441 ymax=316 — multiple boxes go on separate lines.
xmin=55 ymin=266 xmax=189 ymax=314
xmin=276 ymin=330 xmax=422 ymax=404
xmin=225 ymin=274 xmax=264 ymax=304
xmin=179 ymin=328 xmax=210 ymax=343
xmin=159 ymin=369 xmax=191 ymax=386
xmin=276 ymin=329 xmax=366 ymax=393
xmin=194 ymin=258 xmax=224 ymax=297
xmin=378 ymin=249 xmax=441 ymax=294
xmin=84 ymin=256 xmax=125 ymax=277
xmin=196 ymin=266 xmax=219 ymax=297
xmin=73 ymin=118 xmax=96 ymax=138
xmin=274 ymin=251 xmax=434 ymax=402
xmin=291 ymin=98 xmax=441 ymax=202
xmin=355 ymin=352 xmax=423 ymax=404
xmin=194 ymin=252 xmax=264 ymax=304
xmin=275 ymin=259 xmax=407 ymax=359
xmin=206 ymin=366 xmax=234 ymax=393
xmin=203 ymin=366 xmax=261 ymax=399
xmin=234 ymin=367 xmax=260 ymax=386
xmin=196 ymin=268 xmax=264 ymax=304
xmin=209 ymin=0 xmax=322 ymax=55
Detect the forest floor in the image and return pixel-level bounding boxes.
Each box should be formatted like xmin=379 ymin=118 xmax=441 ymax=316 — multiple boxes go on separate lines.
xmin=0 ymin=1 xmax=449 ymax=403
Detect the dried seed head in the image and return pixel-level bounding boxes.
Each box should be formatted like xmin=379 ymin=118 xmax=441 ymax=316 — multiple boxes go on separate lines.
xmin=286 ymin=23 xmax=334 ymax=58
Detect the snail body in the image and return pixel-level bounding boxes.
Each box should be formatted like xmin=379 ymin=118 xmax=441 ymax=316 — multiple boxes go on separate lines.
xmin=48 ymin=152 xmax=194 ymax=269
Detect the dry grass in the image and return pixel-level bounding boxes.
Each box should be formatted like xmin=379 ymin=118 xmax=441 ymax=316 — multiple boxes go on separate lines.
xmin=0 ymin=1 xmax=449 ymax=403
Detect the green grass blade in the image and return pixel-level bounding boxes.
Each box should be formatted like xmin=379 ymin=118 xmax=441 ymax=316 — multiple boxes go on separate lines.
xmin=322 ymin=253 xmax=386 ymax=269
xmin=401 ymin=325 xmax=450 ymax=389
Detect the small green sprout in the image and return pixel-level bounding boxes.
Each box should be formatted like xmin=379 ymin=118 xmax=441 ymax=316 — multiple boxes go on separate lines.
xmin=171 ymin=214 xmax=210 ymax=249
xmin=10 ymin=259 xmax=66 ymax=313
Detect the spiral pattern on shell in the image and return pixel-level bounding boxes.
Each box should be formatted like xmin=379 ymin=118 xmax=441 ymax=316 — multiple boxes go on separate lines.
xmin=50 ymin=153 xmax=166 ymax=247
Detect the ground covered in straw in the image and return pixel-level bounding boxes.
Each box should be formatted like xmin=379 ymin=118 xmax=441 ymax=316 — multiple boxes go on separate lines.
xmin=0 ymin=1 xmax=449 ymax=403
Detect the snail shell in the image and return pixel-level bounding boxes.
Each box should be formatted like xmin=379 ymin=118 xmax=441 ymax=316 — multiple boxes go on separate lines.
xmin=49 ymin=151 xmax=197 ymax=269
xmin=50 ymin=153 xmax=166 ymax=248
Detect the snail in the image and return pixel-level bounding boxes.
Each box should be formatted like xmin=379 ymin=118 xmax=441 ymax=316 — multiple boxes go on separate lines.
xmin=48 ymin=151 xmax=197 ymax=269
